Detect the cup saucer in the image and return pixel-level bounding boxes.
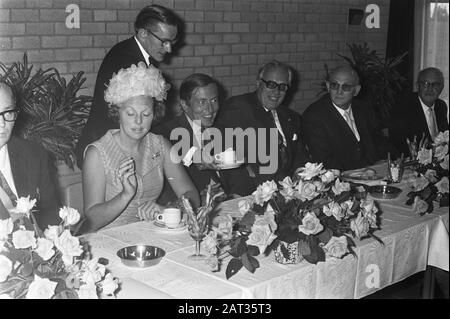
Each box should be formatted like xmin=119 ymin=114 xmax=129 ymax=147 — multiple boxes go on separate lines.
xmin=153 ymin=220 xmax=187 ymax=231
xmin=216 ymin=160 xmax=244 ymax=170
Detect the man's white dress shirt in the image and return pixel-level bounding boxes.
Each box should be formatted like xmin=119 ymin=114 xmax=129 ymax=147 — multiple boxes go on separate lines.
xmin=332 ymin=103 xmax=361 ymax=142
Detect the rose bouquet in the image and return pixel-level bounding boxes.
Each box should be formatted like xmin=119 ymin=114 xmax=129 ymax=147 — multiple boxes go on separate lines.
xmin=0 ymin=196 xmax=118 ymax=299
xmin=405 ymin=130 xmax=449 ymax=215
xmin=203 ymin=163 xmax=382 ymax=279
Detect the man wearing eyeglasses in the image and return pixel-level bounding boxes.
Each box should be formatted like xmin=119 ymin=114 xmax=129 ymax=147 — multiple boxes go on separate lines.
xmin=390 ymin=67 xmax=448 ymax=155
xmin=302 ymin=66 xmax=384 ymax=171
xmin=75 ymin=4 xmax=180 ymax=167
xmin=0 ymin=81 xmax=59 ymax=227
xmin=215 ymin=60 xmax=309 ymax=196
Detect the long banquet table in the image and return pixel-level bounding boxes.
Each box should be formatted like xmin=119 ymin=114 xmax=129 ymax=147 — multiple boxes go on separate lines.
xmin=83 ymin=163 xmax=449 ymax=299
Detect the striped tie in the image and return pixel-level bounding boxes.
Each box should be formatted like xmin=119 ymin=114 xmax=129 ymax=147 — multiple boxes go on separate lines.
xmin=0 ymin=170 xmax=17 ymax=206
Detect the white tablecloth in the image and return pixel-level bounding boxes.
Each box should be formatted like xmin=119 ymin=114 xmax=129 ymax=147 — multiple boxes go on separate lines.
xmin=84 ymin=163 xmax=449 ymax=299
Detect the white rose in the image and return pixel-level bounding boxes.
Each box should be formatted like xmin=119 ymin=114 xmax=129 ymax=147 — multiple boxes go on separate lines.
xmin=12 ymin=229 xmax=36 ymax=249
xmin=412 ymin=196 xmax=429 ymax=215
xmin=320 ymin=170 xmax=336 ymax=184
xmin=424 ymin=169 xmax=438 ymax=183
xmin=44 ymin=225 xmax=61 ymax=243
xmin=323 ymin=236 xmax=348 ymax=258
xmin=247 ymin=223 xmax=276 ymax=254
xmin=341 ymin=199 xmax=356 ymax=217
xmin=54 ymin=230 xmax=83 ymax=266
xmin=298 ymin=212 xmax=324 ymax=235
xmin=35 ymin=238 xmax=55 ymax=261
xmin=298 ymin=181 xmax=319 ymax=201
xmin=77 ymin=283 xmax=98 ymax=299
xmin=26 ymin=275 xmax=57 ymax=299
xmin=350 ymin=212 xmax=370 ymax=239
xmin=238 ymin=198 xmax=253 ymax=214
xmin=332 ymin=179 xmax=351 ymax=195
xmin=9 ymin=196 xmax=37 ymax=216
xmin=0 ymin=218 xmax=13 ymax=240
xmin=435 ymin=177 xmax=449 ymax=194
xmin=433 ymin=130 xmax=449 ymax=146
xmin=59 ymin=206 xmax=81 ymax=227
xmin=257 ymin=180 xmax=278 ymax=202
xmin=279 ymin=176 xmax=297 ymax=200
xmin=297 ymin=162 xmax=325 ymax=180
xmin=0 ymin=255 xmax=13 ymax=283
xmin=212 ymin=215 xmax=233 ymax=240
xmin=325 ymin=202 xmax=345 ymax=221
xmin=0 ymin=294 xmax=11 ymax=299
xmin=413 ymin=175 xmax=430 ymax=191
xmin=0 ymin=240 xmax=7 ymax=253
xmin=100 ymin=273 xmax=118 ymax=296
xmin=417 ymin=148 xmax=432 ymax=165
xmin=434 ymin=144 xmax=448 ymax=161
xmin=440 ymin=155 xmax=449 ymax=170
xmin=203 ymin=232 xmax=218 ymax=255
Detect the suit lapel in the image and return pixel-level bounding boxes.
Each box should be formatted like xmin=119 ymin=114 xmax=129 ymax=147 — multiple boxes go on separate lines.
xmin=328 ymin=101 xmax=359 ymax=143
xmin=8 ymin=137 xmax=28 ymax=197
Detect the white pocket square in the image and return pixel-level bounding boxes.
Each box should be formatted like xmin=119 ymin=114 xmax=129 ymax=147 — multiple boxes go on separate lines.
xmin=182 ymin=146 xmax=198 ymax=167
xmin=292 ymin=133 xmax=298 ymax=141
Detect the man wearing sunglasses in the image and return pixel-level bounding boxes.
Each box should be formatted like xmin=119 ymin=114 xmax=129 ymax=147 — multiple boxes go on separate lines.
xmin=0 ymin=81 xmax=59 ymax=227
xmin=390 ymin=67 xmax=448 ymax=155
xmin=215 ymin=60 xmax=309 ymax=196
xmin=75 ymin=5 xmax=180 ymax=167
xmin=302 ymin=66 xmax=385 ymax=171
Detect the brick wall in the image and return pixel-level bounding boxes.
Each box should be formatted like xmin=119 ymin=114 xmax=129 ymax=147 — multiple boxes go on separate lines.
xmin=0 ymin=0 xmax=390 ymax=114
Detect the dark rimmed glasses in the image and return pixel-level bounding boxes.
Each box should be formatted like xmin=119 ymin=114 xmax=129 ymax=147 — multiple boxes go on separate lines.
xmin=419 ymin=81 xmax=443 ymax=90
xmin=146 ymin=29 xmax=177 ymax=49
xmin=260 ymin=79 xmax=289 ymax=92
xmin=0 ymin=109 xmax=19 ymax=122
xmin=328 ymin=81 xmax=356 ymax=92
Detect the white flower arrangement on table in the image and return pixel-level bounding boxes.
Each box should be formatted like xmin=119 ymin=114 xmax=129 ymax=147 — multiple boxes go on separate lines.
xmin=406 ymin=130 xmax=449 ymax=215
xmin=202 ymin=163 xmax=382 ymax=280
xmin=0 ymin=196 xmax=119 ymax=299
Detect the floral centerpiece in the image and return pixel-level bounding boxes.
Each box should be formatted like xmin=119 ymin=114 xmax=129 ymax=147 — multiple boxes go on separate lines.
xmin=406 ymin=130 xmax=449 ymax=215
xmin=0 ymin=197 xmax=118 ymax=299
xmin=202 ymin=163 xmax=382 ymax=279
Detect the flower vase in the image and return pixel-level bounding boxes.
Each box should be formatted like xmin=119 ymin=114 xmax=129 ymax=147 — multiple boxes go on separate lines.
xmin=274 ymin=241 xmax=303 ymax=264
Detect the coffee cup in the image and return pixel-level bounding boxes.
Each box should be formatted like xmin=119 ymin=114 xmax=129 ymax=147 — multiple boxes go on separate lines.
xmin=214 ymin=148 xmax=236 ymax=165
xmin=156 ymin=208 xmax=181 ymax=228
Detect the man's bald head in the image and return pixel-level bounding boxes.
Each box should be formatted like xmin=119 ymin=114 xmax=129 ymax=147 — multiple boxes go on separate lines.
xmin=0 ymin=81 xmax=17 ymax=149
xmin=329 ymin=66 xmax=360 ymax=85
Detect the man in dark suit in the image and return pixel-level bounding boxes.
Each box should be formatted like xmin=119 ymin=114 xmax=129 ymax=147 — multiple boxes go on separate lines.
xmin=390 ymin=67 xmax=448 ymax=155
xmin=214 ymin=60 xmax=310 ymax=196
xmin=75 ymin=5 xmax=180 ymax=167
xmin=302 ymin=66 xmax=387 ymax=171
xmin=0 ymin=82 xmax=59 ymax=229
xmin=153 ymin=73 xmax=222 ymax=202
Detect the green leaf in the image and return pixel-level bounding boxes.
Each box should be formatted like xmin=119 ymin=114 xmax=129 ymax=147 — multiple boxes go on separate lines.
xmin=317 ymin=228 xmax=333 ymax=244
xmin=20 ymin=263 xmax=34 ymax=277
xmin=225 ymin=257 xmax=243 ymax=280
xmin=53 ymin=290 xmax=79 ymax=299
xmin=241 ymin=254 xmax=256 ymax=274
xmin=247 ymin=245 xmax=260 ymax=257
xmin=298 ymin=240 xmax=311 ymax=256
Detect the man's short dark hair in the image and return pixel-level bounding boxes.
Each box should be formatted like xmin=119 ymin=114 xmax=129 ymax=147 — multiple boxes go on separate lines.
xmin=134 ymin=4 xmax=179 ymax=33
xmin=179 ymin=73 xmax=217 ymax=102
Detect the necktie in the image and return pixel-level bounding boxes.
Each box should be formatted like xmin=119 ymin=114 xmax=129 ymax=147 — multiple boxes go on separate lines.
xmin=427 ymin=107 xmax=439 ymax=140
xmin=343 ymin=110 xmax=360 ymax=141
xmin=267 ymin=110 xmax=289 ymax=174
xmin=0 ymin=170 xmax=17 ymax=207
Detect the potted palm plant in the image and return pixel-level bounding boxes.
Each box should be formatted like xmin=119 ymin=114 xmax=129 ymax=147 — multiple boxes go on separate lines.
xmin=0 ymin=53 xmax=92 ymax=170
xmin=317 ymin=42 xmax=407 ymax=128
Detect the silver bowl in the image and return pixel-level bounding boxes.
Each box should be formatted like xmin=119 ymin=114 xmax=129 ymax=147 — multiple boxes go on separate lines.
xmin=368 ymin=185 xmax=402 ymax=199
xmin=117 ymin=245 xmax=165 ymax=268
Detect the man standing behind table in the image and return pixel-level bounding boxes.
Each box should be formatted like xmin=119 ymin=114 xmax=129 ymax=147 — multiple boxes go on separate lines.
xmin=302 ymin=65 xmax=389 ymax=171
xmin=390 ymin=67 xmax=448 ymax=156
xmin=215 ymin=60 xmax=310 ymax=196
xmin=153 ymin=73 xmax=223 ymax=202
xmin=75 ymin=4 xmax=180 ymax=167
xmin=0 ymin=81 xmax=59 ymax=228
